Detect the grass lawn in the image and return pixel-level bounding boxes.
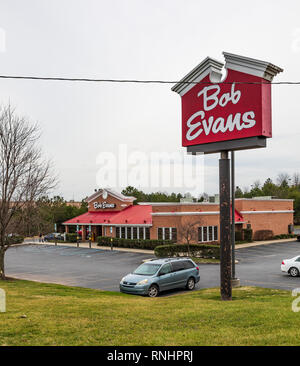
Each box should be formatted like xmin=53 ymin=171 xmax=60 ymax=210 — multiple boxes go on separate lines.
xmin=0 ymin=279 xmax=300 ymax=346
xmin=190 ymin=257 xmax=219 ymax=264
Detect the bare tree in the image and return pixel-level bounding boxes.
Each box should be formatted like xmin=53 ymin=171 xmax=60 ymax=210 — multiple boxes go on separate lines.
xmin=177 ymin=219 xmax=201 ymax=256
xmin=292 ymin=172 xmax=300 ymax=188
xmin=0 ymin=105 xmax=57 ymax=280
xmin=276 ymin=173 xmax=290 ymax=186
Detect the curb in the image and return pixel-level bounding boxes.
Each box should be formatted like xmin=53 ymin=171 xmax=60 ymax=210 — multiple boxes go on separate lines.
xmin=235 ymin=238 xmax=297 ymax=249
xmin=22 ymin=241 xmax=155 ymax=255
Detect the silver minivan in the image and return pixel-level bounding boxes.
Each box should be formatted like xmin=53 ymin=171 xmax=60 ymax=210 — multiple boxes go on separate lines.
xmin=120 ymin=258 xmax=200 ymax=297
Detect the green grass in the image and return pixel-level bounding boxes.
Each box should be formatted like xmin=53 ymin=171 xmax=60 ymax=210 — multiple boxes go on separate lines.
xmin=0 ymin=279 xmax=300 ymax=346
xmin=190 ymin=256 xmax=219 ymax=264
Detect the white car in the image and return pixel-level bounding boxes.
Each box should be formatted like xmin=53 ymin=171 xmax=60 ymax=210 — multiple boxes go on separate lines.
xmin=281 ymin=256 xmax=300 ymax=277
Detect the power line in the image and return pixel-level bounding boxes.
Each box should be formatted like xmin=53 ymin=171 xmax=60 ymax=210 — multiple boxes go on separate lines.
xmin=0 ymin=74 xmax=299 ymax=85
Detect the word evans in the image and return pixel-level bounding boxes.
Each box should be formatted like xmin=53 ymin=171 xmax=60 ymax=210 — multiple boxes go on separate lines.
xmin=186 ymin=83 xmax=256 ymax=141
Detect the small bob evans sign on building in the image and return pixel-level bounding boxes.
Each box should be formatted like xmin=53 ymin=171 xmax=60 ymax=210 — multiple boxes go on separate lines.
xmin=172 ymin=52 xmax=283 ymax=151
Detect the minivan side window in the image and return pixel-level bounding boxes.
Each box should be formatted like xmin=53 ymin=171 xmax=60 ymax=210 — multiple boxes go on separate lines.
xmin=159 ymin=263 xmax=172 ymax=275
xmin=182 ymin=260 xmax=195 ymax=269
xmin=171 ymin=261 xmax=185 ymax=272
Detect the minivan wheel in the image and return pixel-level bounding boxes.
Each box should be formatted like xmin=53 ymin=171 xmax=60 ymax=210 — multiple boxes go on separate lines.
xmin=289 ymin=267 xmax=299 ymax=277
xmin=148 ymin=285 xmax=159 ymax=297
xmin=186 ymin=277 xmax=195 ymax=290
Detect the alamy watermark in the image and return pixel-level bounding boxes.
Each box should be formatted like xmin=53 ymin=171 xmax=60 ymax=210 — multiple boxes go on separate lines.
xmin=0 ymin=288 xmax=5 ymax=312
xmin=292 ymin=288 xmax=300 ymax=312
xmin=96 ymin=144 xmax=205 ymax=194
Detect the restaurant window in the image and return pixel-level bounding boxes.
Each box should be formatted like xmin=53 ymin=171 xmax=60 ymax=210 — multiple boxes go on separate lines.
xmin=198 ymin=227 xmax=203 ymax=242
xmin=214 ymin=226 xmax=218 ymax=241
xmin=121 ymin=227 xmax=126 ymax=239
xmin=165 ymin=228 xmax=170 ymax=241
xmin=126 ymin=227 xmax=133 ymax=240
xmin=133 ymin=227 xmax=138 ymax=239
xmin=138 ymin=227 xmax=144 ymax=240
xmin=208 ymin=226 xmax=213 ymax=241
xmin=171 ymin=228 xmax=177 ymax=242
xmin=198 ymin=226 xmax=218 ymax=242
xmin=203 ymin=226 xmax=208 ymax=242
xmin=116 ymin=227 xmax=120 ymax=238
xmin=158 ymin=227 xmax=177 ymax=241
xmin=145 ymin=227 xmax=150 ymax=240
xmin=158 ymin=228 xmax=163 ymax=240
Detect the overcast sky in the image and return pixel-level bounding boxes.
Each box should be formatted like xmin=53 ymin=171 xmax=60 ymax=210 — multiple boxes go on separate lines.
xmin=0 ymin=0 xmax=299 ymax=200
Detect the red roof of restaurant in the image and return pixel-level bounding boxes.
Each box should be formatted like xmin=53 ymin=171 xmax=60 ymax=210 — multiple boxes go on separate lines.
xmin=234 ymin=208 xmax=244 ymax=223
xmin=63 ymin=205 xmax=152 ymax=225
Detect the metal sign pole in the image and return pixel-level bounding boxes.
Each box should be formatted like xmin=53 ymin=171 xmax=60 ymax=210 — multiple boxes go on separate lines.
xmin=231 ymin=150 xmax=235 ymax=279
xmin=219 ymin=151 xmax=232 ymax=300
xmin=231 ymin=151 xmax=240 ymax=287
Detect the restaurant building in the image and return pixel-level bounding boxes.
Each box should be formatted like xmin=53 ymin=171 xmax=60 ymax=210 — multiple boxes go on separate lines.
xmin=63 ymin=188 xmax=294 ymax=243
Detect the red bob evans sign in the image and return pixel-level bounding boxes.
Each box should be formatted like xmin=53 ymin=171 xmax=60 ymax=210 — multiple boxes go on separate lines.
xmin=172 ymin=52 xmax=283 ymax=148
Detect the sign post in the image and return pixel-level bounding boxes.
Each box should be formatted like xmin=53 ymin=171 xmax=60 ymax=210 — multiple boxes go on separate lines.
xmin=172 ymin=52 xmax=283 ymax=300
xmin=219 ymin=151 xmax=232 ymax=300
xmin=231 ymin=150 xmax=239 ymax=286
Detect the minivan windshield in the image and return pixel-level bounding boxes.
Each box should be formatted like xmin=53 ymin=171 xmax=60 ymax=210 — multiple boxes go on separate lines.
xmin=133 ymin=263 xmax=161 ymax=276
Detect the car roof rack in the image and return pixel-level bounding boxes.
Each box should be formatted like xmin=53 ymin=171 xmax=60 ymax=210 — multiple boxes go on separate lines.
xmin=148 ymin=257 xmax=191 ymax=262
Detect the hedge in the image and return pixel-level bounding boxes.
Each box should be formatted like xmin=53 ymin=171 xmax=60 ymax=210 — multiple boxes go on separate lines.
xmin=235 ymin=231 xmax=243 ymax=241
xmin=242 ymin=228 xmax=253 ymax=242
xmin=272 ymin=234 xmax=297 ymax=240
xmin=253 ymin=229 xmax=273 ymax=241
xmin=235 ymin=229 xmax=253 ymax=242
xmin=97 ymin=236 xmax=172 ymax=250
xmin=5 ymin=235 xmax=24 ymax=245
xmin=154 ymin=243 xmax=220 ymax=259
xmin=66 ymin=233 xmax=78 ymax=242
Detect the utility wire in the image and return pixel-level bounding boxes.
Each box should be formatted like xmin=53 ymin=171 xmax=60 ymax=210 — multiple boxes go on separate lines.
xmin=0 ymin=74 xmax=299 ymax=85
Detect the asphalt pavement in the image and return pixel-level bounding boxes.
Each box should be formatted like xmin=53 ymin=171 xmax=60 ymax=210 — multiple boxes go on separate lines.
xmin=4 ymin=240 xmax=300 ymax=294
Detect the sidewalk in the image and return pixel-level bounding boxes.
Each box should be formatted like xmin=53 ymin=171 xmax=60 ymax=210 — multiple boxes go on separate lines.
xmin=235 ymin=238 xmax=297 ymax=249
xmin=24 ymin=239 xmax=155 ymax=255
xmin=24 ymin=237 xmax=298 ymax=253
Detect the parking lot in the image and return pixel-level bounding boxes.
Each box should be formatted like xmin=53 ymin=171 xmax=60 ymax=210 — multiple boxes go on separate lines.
xmin=5 ymin=240 xmax=300 ymax=294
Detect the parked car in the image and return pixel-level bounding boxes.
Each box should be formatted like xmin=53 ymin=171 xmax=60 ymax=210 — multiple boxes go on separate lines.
xmin=44 ymin=233 xmax=64 ymax=242
xmin=297 ymin=235 xmax=300 ymax=242
xmin=120 ymin=257 xmax=200 ymax=297
xmin=281 ymin=255 xmax=300 ymax=277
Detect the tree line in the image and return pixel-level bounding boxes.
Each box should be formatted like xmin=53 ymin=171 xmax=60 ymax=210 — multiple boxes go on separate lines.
xmin=9 ymin=196 xmax=88 ymax=237
xmin=122 ymin=176 xmax=300 ymax=224
xmin=235 ymin=173 xmax=300 ymax=224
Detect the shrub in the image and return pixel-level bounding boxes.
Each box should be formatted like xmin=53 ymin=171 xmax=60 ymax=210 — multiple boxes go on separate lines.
xmin=5 ymin=235 xmax=24 ymax=245
xmin=66 ymin=233 xmax=78 ymax=242
xmin=154 ymin=243 xmax=220 ymax=259
xmin=242 ymin=228 xmax=253 ymax=242
xmin=272 ymin=234 xmax=297 ymax=240
xmin=253 ymin=229 xmax=273 ymax=241
xmin=235 ymin=231 xmax=243 ymax=241
xmin=97 ymin=236 xmax=172 ymax=250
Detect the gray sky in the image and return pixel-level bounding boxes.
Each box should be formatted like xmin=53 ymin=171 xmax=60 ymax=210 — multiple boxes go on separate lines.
xmin=0 ymin=0 xmax=299 ymax=200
